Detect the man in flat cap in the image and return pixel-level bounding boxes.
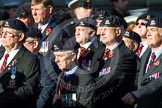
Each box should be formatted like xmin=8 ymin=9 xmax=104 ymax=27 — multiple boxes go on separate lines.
xmin=52 ymin=39 xmax=95 ymax=108
xmin=133 ymin=13 xmax=155 ymax=58
xmin=13 ymin=2 xmax=35 ymax=27
xmin=74 ymin=17 xmax=100 ymax=78
xmin=0 ymin=19 xmax=39 ymax=108
xmin=122 ymin=17 xmax=162 ymax=108
xmin=92 ymin=15 xmax=137 ymax=108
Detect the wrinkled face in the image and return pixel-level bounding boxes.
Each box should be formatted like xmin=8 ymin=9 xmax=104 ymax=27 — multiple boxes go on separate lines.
xmin=114 ymin=0 xmax=129 ymax=12
xmin=1 ymin=28 xmax=21 ymax=49
xmin=54 ymin=51 xmax=74 ymax=71
xmin=133 ymin=19 xmax=148 ymax=38
xmin=146 ymin=26 xmax=162 ymax=48
xmin=100 ymin=26 xmax=120 ymax=46
xmin=75 ymin=26 xmax=92 ymax=45
xmin=31 ymin=4 xmax=48 ymax=24
xmin=74 ymin=7 xmax=92 ymax=19
xmin=123 ymin=37 xmax=134 ymax=51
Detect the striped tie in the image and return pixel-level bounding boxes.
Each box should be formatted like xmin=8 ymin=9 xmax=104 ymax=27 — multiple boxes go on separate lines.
xmin=147 ymin=52 xmax=156 ymax=72
xmin=79 ymin=47 xmax=86 ymax=57
xmin=0 ymin=54 xmax=9 ymax=73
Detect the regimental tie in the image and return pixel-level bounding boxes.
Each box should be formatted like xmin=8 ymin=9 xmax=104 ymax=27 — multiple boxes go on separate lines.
xmin=137 ymin=43 xmax=144 ymax=57
xmin=147 ymin=52 xmax=156 ymax=72
xmin=79 ymin=47 xmax=86 ymax=57
xmin=57 ymin=74 xmax=65 ymax=100
xmin=0 ymin=54 xmax=9 ymax=73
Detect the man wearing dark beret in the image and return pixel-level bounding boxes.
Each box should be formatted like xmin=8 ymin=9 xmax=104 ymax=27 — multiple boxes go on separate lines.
xmin=52 ymin=39 xmax=95 ymax=108
xmin=13 ymin=2 xmax=35 ymax=27
xmin=74 ymin=17 xmax=101 ymax=78
xmin=133 ymin=13 xmax=155 ymax=58
xmin=91 ymin=15 xmax=137 ymax=108
xmin=123 ymin=30 xmax=141 ymax=54
xmin=0 ymin=18 xmax=39 ymax=108
xmin=122 ymin=17 xmax=162 ymax=108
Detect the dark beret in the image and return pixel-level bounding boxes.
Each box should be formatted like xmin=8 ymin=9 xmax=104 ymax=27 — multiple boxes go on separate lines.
xmin=26 ymin=26 xmax=42 ymax=40
xmin=52 ymin=38 xmax=79 ymax=52
xmin=75 ymin=17 xmax=97 ymax=29
xmin=136 ymin=13 xmax=155 ymax=23
xmin=2 ymin=18 xmax=27 ymax=33
xmin=147 ymin=17 xmax=162 ymax=28
xmin=91 ymin=10 xmax=111 ymax=20
xmin=68 ymin=0 xmax=92 ymax=9
xmin=100 ymin=15 xmax=124 ymax=27
xmin=13 ymin=2 xmax=31 ymax=18
xmin=123 ymin=30 xmax=141 ymax=44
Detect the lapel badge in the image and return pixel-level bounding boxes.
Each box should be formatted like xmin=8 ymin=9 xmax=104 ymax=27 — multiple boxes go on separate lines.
xmin=105 ymin=20 xmax=110 ymax=25
xmin=154 ymin=60 xmax=160 ymax=66
xmin=4 ymin=21 xmax=10 ymax=27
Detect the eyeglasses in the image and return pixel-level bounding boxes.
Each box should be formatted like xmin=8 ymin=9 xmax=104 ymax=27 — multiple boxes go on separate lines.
xmin=1 ymin=31 xmax=17 ymax=37
xmin=136 ymin=22 xmax=146 ymax=26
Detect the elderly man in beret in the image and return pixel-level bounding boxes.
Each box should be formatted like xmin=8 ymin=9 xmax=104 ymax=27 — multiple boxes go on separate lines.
xmin=133 ymin=13 xmax=155 ymax=58
xmin=52 ymin=39 xmax=95 ymax=108
xmin=0 ymin=18 xmax=39 ymax=108
xmin=122 ymin=16 xmax=162 ymax=108
xmin=74 ymin=17 xmax=100 ymax=78
xmin=13 ymin=2 xmax=35 ymax=27
xmin=91 ymin=15 xmax=137 ymax=108
xmin=122 ymin=30 xmax=141 ymax=54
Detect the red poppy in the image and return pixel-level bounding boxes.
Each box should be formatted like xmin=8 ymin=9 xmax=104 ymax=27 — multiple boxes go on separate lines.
xmin=46 ymin=28 xmax=52 ymax=36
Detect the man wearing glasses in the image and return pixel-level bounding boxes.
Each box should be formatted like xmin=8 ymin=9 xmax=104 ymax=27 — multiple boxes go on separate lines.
xmin=0 ymin=18 xmax=39 ymax=108
xmin=133 ymin=13 xmax=155 ymax=58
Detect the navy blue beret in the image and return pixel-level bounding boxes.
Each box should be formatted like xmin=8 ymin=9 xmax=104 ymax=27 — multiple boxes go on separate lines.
xmin=123 ymin=30 xmax=141 ymax=44
xmin=68 ymin=0 xmax=92 ymax=9
xmin=75 ymin=17 xmax=97 ymax=29
xmin=52 ymin=38 xmax=79 ymax=52
xmin=100 ymin=15 xmax=124 ymax=27
xmin=26 ymin=26 xmax=42 ymax=40
xmin=2 ymin=18 xmax=27 ymax=33
xmin=136 ymin=13 xmax=155 ymax=23
xmin=13 ymin=2 xmax=31 ymax=18
xmin=147 ymin=17 xmax=162 ymax=28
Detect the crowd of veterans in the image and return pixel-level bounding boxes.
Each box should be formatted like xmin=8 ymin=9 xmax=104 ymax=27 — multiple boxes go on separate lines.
xmin=0 ymin=0 xmax=162 ymax=108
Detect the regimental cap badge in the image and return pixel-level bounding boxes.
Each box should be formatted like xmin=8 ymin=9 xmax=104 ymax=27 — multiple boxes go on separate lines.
xmin=86 ymin=0 xmax=91 ymax=3
xmin=4 ymin=21 xmax=10 ymax=27
xmin=146 ymin=15 xmax=151 ymax=20
xmin=79 ymin=21 xmax=85 ymax=26
xmin=150 ymin=20 xmax=156 ymax=26
xmin=53 ymin=45 xmax=60 ymax=51
xmin=105 ymin=20 xmax=110 ymax=25
xmin=124 ymin=31 xmax=130 ymax=37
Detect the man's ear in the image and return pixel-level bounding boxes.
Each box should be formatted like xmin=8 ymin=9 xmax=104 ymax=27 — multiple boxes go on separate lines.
xmin=71 ymin=52 xmax=77 ymax=61
xmin=133 ymin=42 xmax=138 ymax=52
xmin=115 ymin=27 xmax=122 ymax=36
xmin=18 ymin=33 xmax=25 ymax=42
xmin=47 ymin=5 xmax=53 ymax=15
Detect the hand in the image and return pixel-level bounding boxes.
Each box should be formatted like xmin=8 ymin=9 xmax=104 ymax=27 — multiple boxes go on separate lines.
xmin=121 ymin=92 xmax=136 ymax=105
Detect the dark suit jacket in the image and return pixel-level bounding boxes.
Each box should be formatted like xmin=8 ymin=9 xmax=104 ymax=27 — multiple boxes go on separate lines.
xmin=92 ymin=41 xmax=137 ymax=108
xmin=52 ymin=67 xmax=95 ymax=108
xmin=78 ymin=37 xmax=100 ymax=78
xmin=0 ymin=46 xmax=39 ymax=108
xmin=132 ymin=48 xmax=162 ymax=108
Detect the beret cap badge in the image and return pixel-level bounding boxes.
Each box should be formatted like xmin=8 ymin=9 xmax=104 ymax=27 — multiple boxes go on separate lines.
xmin=79 ymin=21 xmax=85 ymax=26
xmin=150 ymin=20 xmax=156 ymax=26
xmin=4 ymin=21 xmax=9 ymax=27
xmin=105 ymin=20 xmax=110 ymax=25
xmin=146 ymin=15 xmax=151 ymax=20
xmin=124 ymin=31 xmax=130 ymax=37
xmin=54 ymin=45 xmax=59 ymax=51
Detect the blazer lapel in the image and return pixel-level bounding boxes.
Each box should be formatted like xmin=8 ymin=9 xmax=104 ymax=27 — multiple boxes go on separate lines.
xmin=143 ymin=53 xmax=162 ymax=80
